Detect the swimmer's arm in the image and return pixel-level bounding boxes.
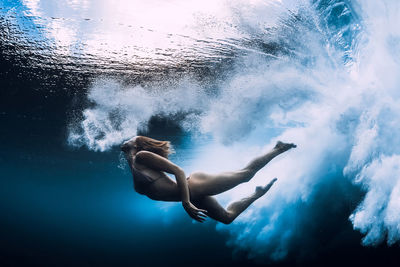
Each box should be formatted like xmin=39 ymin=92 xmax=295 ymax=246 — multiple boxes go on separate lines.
xmin=135 ymin=151 xmax=190 ymax=203
xmin=135 ymin=151 xmax=207 ymax=222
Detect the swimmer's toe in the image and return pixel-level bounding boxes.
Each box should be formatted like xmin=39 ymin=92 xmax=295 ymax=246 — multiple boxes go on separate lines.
xmin=275 ymin=141 xmax=296 ymax=151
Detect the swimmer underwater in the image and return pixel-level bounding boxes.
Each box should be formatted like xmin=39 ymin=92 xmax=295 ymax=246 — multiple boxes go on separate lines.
xmin=121 ymin=136 xmax=296 ymax=224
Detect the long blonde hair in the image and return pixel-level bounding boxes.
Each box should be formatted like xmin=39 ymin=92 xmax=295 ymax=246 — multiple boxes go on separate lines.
xmin=122 ymin=136 xmax=173 ymax=158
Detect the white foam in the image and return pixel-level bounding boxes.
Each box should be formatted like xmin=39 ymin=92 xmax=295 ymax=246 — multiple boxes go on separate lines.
xmin=67 ymin=0 xmax=400 ymax=260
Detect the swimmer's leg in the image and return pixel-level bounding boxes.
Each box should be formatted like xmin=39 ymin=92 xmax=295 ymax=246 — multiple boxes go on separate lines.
xmin=192 ymin=178 xmax=277 ymax=224
xmin=188 ymin=141 xmax=295 ymax=197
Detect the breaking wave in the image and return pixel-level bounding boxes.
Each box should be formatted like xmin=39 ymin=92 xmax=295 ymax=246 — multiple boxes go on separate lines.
xmin=66 ymin=0 xmax=400 ymax=261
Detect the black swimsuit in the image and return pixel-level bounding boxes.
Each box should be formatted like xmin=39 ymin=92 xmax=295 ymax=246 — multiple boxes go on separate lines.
xmin=132 ymin=167 xmax=191 ymax=197
xmin=131 ymin=167 xmax=162 ymax=195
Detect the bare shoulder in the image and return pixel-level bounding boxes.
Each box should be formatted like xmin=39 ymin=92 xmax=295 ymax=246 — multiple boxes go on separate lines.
xmin=135 ymin=151 xmax=180 ymax=174
xmin=135 ymin=150 xmax=157 ymax=160
xmin=134 ymin=151 xmax=158 ymax=168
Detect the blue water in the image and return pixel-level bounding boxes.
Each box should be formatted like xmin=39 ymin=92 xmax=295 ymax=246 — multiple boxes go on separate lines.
xmin=1 ymin=0 xmax=400 ymax=266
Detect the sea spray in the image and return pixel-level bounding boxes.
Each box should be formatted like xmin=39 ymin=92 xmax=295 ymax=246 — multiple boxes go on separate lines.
xmin=66 ymin=0 xmax=400 ymax=261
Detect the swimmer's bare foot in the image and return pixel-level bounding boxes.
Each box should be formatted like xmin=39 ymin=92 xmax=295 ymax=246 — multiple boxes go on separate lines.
xmin=255 ymin=178 xmax=278 ymax=198
xmin=274 ymin=141 xmax=297 ymax=153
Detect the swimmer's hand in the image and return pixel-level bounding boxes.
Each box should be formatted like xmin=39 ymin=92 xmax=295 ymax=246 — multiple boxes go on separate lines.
xmin=182 ymin=201 xmax=208 ymax=223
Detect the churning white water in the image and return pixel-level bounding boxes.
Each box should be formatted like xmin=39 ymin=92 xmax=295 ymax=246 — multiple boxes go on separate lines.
xmin=66 ymin=0 xmax=400 ymax=260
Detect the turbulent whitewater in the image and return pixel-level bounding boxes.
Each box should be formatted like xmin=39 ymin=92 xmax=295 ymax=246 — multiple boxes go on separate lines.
xmin=7 ymin=0 xmax=396 ymax=261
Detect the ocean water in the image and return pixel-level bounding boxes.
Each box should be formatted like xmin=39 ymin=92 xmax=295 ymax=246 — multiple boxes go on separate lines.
xmin=1 ymin=0 xmax=400 ymax=266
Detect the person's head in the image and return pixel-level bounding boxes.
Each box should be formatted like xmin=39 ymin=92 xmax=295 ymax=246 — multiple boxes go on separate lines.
xmin=120 ymin=136 xmax=172 ymax=158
